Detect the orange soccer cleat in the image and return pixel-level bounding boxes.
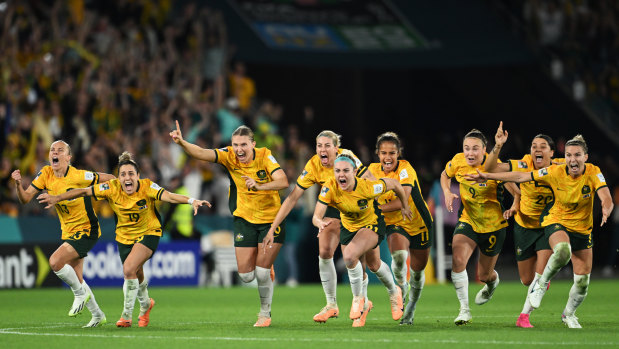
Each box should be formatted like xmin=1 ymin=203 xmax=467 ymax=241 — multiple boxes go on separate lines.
xmin=313 ymin=304 xmax=339 ymax=323
xmin=138 ymin=298 xmax=155 ymax=327
xmin=352 ymin=300 xmax=373 ymax=328
xmin=116 ymin=318 xmax=132 ymax=327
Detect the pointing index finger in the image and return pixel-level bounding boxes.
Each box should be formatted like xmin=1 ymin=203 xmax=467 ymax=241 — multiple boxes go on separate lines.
xmin=175 ymin=119 xmax=181 ymax=132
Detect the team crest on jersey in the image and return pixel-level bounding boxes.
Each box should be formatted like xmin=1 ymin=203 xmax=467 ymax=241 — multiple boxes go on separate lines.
xmin=516 ymin=247 xmax=522 ymax=256
xmin=235 ymin=233 xmax=244 ymax=242
xmin=399 ymin=169 xmax=409 ymax=180
xmin=538 ymin=168 xmax=548 ymax=177
xmin=518 ymin=161 xmax=528 ymax=169
xmin=99 ymin=183 xmax=110 ymax=191
xmin=256 ymin=170 xmax=267 ymax=179
xmin=136 ymin=199 xmax=147 ymax=210
xmin=320 ymin=186 xmax=329 ymax=197
xmin=581 ymin=185 xmax=591 ymax=194
xmin=357 ymin=199 xmax=368 ymax=210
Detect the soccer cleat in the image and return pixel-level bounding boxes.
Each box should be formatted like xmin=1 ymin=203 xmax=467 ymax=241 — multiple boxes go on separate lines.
xmin=138 ymin=298 xmax=155 ymax=327
xmin=528 ymin=280 xmax=548 ymax=309
xmin=313 ymin=304 xmax=339 ymax=323
xmin=454 ymin=308 xmax=472 ymax=326
xmin=116 ymin=318 xmax=132 ymax=327
xmin=561 ymin=313 xmax=582 ymax=329
xmin=475 ymin=275 xmax=499 ymax=305
xmin=83 ymin=314 xmax=107 ymax=328
xmin=516 ymin=313 xmax=533 ymax=328
xmin=254 ymin=315 xmax=271 ymax=327
xmin=399 ymin=299 xmax=416 ymax=325
xmin=389 ymin=286 xmax=404 ymax=321
xmin=352 ymin=300 xmax=373 ymax=328
xmin=68 ymin=292 xmax=91 ymax=317
xmin=349 ymin=296 xmax=365 ymax=320
xmin=401 ymin=282 xmax=410 ymax=304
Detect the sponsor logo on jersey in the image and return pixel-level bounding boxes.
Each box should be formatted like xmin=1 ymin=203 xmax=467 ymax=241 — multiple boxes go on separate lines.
xmin=268 ymin=155 xmax=278 ymax=164
xmin=399 ymin=169 xmax=409 ymax=180
xmin=300 ymin=170 xmax=308 ymax=178
xmin=597 ymin=173 xmax=606 ymax=183
xmin=518 ymin=161 xmax=528 ymax=169
xmin=34 ymin=171 xmax=42 ymax=180
xmin=538 ymin=168 xmax=548 ymax=177
xmin=85 ymin=171 xmax=94 ymax=180
xmin=150 ymin=182 xmax=161 ymax=190
xmin=373 ymin=183 xmax=384 ymax=195
xmin=320 ymin=186 xmax=329 ymax=197
xmin=99 ymin=183 xmax=110 ymax=191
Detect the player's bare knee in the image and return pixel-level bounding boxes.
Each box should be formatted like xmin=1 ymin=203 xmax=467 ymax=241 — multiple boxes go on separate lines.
xmin=48 ymin=256 xmax=64 ymax=272
xmin=318 ymin=247 xmax=335 ymax=259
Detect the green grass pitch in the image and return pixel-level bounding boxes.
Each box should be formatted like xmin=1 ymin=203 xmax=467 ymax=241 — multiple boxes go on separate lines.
xmin=1 ymin=280 xmax=618 ymax=348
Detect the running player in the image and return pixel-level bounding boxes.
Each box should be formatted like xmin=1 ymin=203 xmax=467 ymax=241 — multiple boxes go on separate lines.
xmin=466 ymin=135 xmax=613 ymax=328
xmin=38 ymin=151 xmax=211 ymax=328
xmin=12 ymin=140 xmax=113 ymax=328
xmin=368 ymin=132 xmax=433 ymax=325
xmin=170 ymin=122 xmax=287 ymax=327
xmin=308 ymin=152 xmax=411 ymax=327
xmin=441 ymin=129 xmax=520 ymax=325
xmin=262 ymin=130 xmax=374 ymax=323
xmin=483 ymin=122 xmax=557 ymax=327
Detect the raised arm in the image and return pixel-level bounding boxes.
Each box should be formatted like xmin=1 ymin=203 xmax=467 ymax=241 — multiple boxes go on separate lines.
xmin=440 ymin=170 xmax=459 ymax=213
xmin=382 ymin=178 xmax=413 ymax=221
xmin=485 ymin=121 xmax=510 ymax=173
xmin=37 ymin=187 xmax=93 ymax=209
xmin=169 ymin=120 xmax=217 ymax=162
xmin=262 ymin=185 xmax=306 ymax=251
xmin=12 ymin=170 xmax=38 ymax=204
xmin=243 ymin=168 xmax=289 ymax=191
xmin=98 ymin=172 xmax=116 ymax=182
xmin=597 ymin=186 xmax=614 ymax=226
xmin=160 ymin=190 xmax=212 ymax=215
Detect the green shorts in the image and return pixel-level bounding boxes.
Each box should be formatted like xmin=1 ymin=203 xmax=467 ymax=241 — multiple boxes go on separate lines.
xmin=64 ymin=229 xmax=99 ymax=259
xmin=340 ymin=215 xmax=386 ymax=247
xmin=117 ymin=235 xmax=160 ymax=264
xmin=514 ymin=223 xmax=550 ymax=261
xmin=453 ymin=221 xmax=506 ymax=257
xmin=386 ymin=225 xmax=433 ymax=250
xmin=544 ymin=223 xmax=593 ymax=251
xmin=325 ymin=206 xmax=340 ymax=219
xmin=233 ymin=216 xmax=286 ymax=247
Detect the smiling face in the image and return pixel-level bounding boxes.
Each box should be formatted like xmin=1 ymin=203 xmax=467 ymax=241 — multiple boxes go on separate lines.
xmin=463 ymin=137 xmax=485 ymax=167
xmin=333 ymin=159 xmax=356 ymax=191
xmin=48 ymin=141 xmax=71 ymax=172
xmin=378 ymin=141 xmax=399 ymax=174
xmin=316 ymin=136 xmax=339 ymax=168
xmin=231 ymin=135 xmax=255 ymax=164
xmin=565 ymin=145 xmax=588 ymax=177
xmin=530 ymin=137 xmax=554 ymax=169
xmin=119 ymin=164 xmax=140 ymax=195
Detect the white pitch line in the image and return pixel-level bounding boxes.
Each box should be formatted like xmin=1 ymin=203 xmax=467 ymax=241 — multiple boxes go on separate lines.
xmin=0 ymin=327 xmax=617 ymax=346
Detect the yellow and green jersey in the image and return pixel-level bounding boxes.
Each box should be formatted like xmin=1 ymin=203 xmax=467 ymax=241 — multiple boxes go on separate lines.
xmin=31 ymin=165 xmax=101 ymax=239
xmin=93 ymin=178 xmax=165 ymax=244
xmin=296 ymin=148 xmax=367 ymax=190
xmin=369 ymin=160 xmax=432 ymax=236
xmin=532 ymin=163 xmax=607 ymax=234
xmin=445 ymin=153 xmax=507 ymax=233
xmin=214 ymin=146 xmax=283 ymax=224
xmin=318 ymin=177 xmax=387 ymax=232
xmin=507 ymin=154 xmax=555 ymax=229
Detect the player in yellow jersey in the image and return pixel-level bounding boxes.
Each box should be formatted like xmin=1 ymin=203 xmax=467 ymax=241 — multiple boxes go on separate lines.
xmin=466 ymin=135 xmax=614 ymax=328
xmin=441 ymin=129 xmax=520 ymax=326
xmin=38 ymin=152 xmax=211 ymax=328
xmin=368 ymin=132 xmax=433 ymax=326
xmin=12 ymin=140 xmax=114 ymax=328
xmin=262 ymin=130 xmax=375 ymax=323
xmin=170 ymin=122 xmax=288 ymax=327
xmin=310 ymin=153 xmax=412 ymax=327
xmin=483 ymin=122 xmax=558 ymax=328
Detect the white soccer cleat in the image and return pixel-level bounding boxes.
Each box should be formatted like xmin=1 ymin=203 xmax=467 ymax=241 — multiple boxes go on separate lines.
xmin=399 ymin=300 xmax=416 ymax=325
xmin=454 ymin=308 xmax=472 ymax=325
xmin=528 ymin=280 xmax=548 ymax=309
xmin=83 ymin=314 xmax=107 ymax=328
xmin=68 ymin=292 xmax=91 ymax=317
xmin=475 ymin=275 xmax=499 ymax=305
xmin=562 ymin=313 xmax=582 ymax=329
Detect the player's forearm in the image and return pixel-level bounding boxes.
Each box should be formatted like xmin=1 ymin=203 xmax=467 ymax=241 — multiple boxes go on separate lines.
xmin=56 ymin=187 xmax=91 ymax=202
xmin=486 ymin=171 xmax=531 ymax=183
xmin=179 ymin=140 xmax=215 ymax=162
xmin=271 ymin=195 xmax=299 ymax=229
xmin=15 ymin=185 xmax=33 ymax=204
xmin=484 ymin=146 xmax=501 ymax=172
xmin=162 ymin=191 xmax=192 ymax=204
xmin=257 ymin=177 xmax=289 ymax=191
xmin=98 ymin=173 xmax=116 ymax=182
xmin=440 ymin=171 xmax=452 ymax=196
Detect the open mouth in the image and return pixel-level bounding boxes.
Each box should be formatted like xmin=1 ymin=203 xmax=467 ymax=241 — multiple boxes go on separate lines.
xmin=237 ymin=152 xmax=246 ymax=160
xmin=338 ymin=178 xmax=347 ymax=186
xmin=124 ymin=181 xmax=134 ymax=190
xmin=534 ymin=154 xmax=543 ymax=165
xmin=569 ymin=163 xmax=579 ymax=171
xmin=320 ymin=154 xmax=329 ymax=164
xmin=52 ymin=157 xmax=59 ymax=165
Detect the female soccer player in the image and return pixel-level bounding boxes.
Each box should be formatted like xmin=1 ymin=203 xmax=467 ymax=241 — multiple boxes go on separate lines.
xmin=308 ymin=153 xmax=412 ymax=327
xmin=368 ymin=132 xmax=433 ymax=325
xmin=440 ymin=129 xmax=520 ymax=326
xmin=262 ymin=130 xmax=374 ymax=323
xmin=466 ymin=135 xmax=614 ymax=328
xmin=12 ymin=140 xmax=114 ymax=328
xmin=38 ymin=152 xmax=211 ymax=328
xmin=170 ymin=122 xmax=287 ymax=327
xmin=484 ymin=122 xmax=556 ymax=328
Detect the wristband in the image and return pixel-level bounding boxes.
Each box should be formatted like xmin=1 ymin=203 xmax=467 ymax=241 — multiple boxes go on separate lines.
xmin=188 ymin=198 xmax=196 ymax=205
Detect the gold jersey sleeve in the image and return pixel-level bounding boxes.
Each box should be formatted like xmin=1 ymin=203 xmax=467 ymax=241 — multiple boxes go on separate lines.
xmin=508 ymin=155 xmax=554 ymax=229
xmin=369 ymin=160 xmax=432 ymax=236
xmin=444 ymin=153 xmax=507 ymax=233
xmin=31 ymin=166 xmax=101 ymax=239
xmin=319 ymin=177 xmax=386 ymax=232
xmin=215 ymin=146 xmax=283 ymax=224
xmin=296 ymin=148 xmax=364 ymax=189
xmin=533 ymin=163 xmax=608 ymax=234
xmin=93 ymin=178 xmax=164 ymax=244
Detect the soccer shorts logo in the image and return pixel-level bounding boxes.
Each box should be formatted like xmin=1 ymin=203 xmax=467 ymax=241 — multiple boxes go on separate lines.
xmin=235 ymin=233 xmax=244 ymax=242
